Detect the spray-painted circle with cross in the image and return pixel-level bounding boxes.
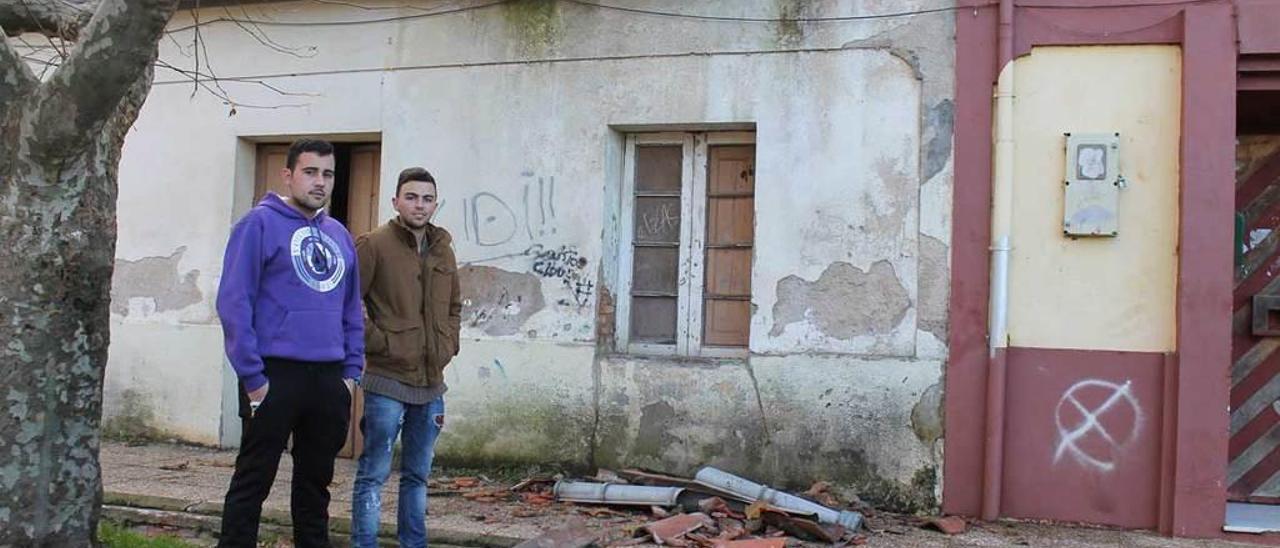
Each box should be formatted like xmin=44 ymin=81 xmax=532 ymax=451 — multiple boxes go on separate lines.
xmin=1053 ymin=379 xmax=1143 ymax=472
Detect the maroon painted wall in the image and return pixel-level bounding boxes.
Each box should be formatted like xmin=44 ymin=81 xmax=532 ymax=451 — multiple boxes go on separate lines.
xmin=947 ymin=1 xmax=1237 ymax=538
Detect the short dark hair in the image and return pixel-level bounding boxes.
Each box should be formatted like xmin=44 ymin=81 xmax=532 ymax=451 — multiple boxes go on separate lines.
xmin=396 ymin=167 xmax=437 ymax=196
xmin=286 ymin=138 xmax=335 ymax=170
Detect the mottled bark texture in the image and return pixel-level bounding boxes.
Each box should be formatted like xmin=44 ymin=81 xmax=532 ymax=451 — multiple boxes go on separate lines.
xmin=0 ymin=0 xmax=176 ymax=544
xmin=0 ymin=0 xmax=94 ymax=40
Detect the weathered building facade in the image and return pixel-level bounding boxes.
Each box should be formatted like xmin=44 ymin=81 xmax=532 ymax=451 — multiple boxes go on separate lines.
xmin=95 ymin=0 xmax=956 ymax=511
xmin=48 ymin=0 xmax=1280 ymax=537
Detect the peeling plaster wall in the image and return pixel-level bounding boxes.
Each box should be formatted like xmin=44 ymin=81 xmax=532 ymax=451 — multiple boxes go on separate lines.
xmin=770 ymin=261 xmax=913 ymax=341
xmin=459 ymin=266 xmax=546 ymax=337
xmin=110 ymin=0 xmax=954 ymax=504
xmin=106 ymin=243 xmax=222 ymax=443
xmin=594 ymin=355 xmax=943 ymax=510
xmin=110 ymin=247 xmax=203 ymax=317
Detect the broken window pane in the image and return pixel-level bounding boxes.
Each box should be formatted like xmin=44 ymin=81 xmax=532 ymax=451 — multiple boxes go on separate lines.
xmin=634 ymin=197 xmax=682 ymax=244
xmin=631 ymin=296 xmax=677 ymax=344
xmin=632 ymin=246 xmax=679 ymax=294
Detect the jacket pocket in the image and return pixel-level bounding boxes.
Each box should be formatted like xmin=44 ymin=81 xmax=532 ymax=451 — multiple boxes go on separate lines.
xmin=377 ymin=317 xmax=425 ymax=369
xmin=431 ymin=262 xmax=455 ymax=304
xmin=432 ymin=322 xmax=456 ymax=369
xmin=365 ymin=323 xmax=389 ymax=356
xmin=266 ymin=310 xmax=344 ymax=361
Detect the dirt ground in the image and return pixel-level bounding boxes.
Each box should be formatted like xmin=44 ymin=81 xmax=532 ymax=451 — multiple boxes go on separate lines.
xmin=101 ymin=441 xmax=1256 ymax=547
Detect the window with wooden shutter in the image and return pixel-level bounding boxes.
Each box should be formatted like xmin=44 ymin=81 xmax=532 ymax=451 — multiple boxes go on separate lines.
xmin=617 ymin=132 xmax=755 ymax=357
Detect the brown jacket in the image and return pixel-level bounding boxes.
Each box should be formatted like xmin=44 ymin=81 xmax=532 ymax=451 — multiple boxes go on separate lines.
xmin=356 ymin=218 xmax=461 ymax=388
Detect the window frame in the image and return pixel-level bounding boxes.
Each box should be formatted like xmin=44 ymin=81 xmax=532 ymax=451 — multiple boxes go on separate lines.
xmin=616 ymin=130 xmax=756 ymax=358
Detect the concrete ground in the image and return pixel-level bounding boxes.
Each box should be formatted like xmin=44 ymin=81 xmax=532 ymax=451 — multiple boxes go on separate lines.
xmin=101 ymin=441 xmax=1258 ymax=547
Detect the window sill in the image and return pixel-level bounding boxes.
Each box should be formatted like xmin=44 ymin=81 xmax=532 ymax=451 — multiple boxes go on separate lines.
xmin=605 ymin=348 xmax=750 ymax=365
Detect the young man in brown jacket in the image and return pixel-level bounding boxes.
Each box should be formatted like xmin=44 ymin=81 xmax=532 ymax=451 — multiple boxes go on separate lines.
xmin=350 ymin=167 xmax=460 ymax=548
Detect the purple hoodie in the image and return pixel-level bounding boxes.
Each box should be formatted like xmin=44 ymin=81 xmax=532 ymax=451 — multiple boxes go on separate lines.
xmin=217 ymin=193 xmax=364 ymax=391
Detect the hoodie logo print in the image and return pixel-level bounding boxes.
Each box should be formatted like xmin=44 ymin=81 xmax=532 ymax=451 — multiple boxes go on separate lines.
xmin=289 ymin=227 xmax=346 ymax=292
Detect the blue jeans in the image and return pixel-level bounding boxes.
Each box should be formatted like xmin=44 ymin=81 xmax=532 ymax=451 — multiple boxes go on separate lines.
xmin=350 ymin=393 xmax=444 ymax=548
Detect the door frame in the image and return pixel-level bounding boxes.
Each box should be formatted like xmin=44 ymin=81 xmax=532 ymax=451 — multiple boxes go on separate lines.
xmin=221 ymin=133 xmax=383 ymax=455
xmin=946 ymin=1 xmax=1236 ymax=537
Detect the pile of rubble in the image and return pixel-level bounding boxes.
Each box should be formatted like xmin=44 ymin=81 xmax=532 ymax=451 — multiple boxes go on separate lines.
xmin=512 ymin=467 xmax=868 ymax=547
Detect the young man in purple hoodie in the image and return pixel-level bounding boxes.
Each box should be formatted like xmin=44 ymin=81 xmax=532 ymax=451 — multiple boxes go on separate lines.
xmin=215 ymin=138 xmax=364 ymax=548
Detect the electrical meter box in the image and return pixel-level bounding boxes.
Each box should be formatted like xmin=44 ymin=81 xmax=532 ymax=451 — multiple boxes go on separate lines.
xmin=1063 ymin=133 xmax=1123 ymax=237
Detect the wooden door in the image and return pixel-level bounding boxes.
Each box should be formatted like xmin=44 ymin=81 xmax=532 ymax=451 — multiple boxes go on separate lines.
xmin=702 ymin=145 xmax=755 ymax=348
xmin=345 ymin=144 xmax=380 ymax=237
xmin=337 ymin=144 xmax=379 ymax=458
xmin=254 ymin=144 xmax=290 ymax=201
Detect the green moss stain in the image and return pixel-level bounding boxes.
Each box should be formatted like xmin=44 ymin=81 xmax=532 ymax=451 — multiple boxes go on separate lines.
xmin=593 ymin=401 xmax=768 ymax=479
xmin=774 ymin=0 xmax=805 ymax=47
xmin=589 ymin=409 xmax=631 ymax=471
xmin=856 ymin=466 xmax=938 ymax=515
xmin=101 ymin=389 xmax=162 ymax=443
xmin=501 ymin=0 xmax=562 ymax=57
xmin=434 ymin=396 xmax=592 ymax=472
xmin=757 ymin=445 xmax=942 ymax=517
xmin=631 ymin=400 xmax=676 ymax=460
xmin=800 ymin=452 xmax=938 ymax=515
xmin=439 ymin=391 xmax=938 ymax=514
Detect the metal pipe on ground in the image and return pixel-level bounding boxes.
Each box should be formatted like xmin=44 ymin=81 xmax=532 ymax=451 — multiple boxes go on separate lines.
xmin=692 ymin=467 xmax=863 ymax=531
xmin=553 ymin=481 xmax=684 ymax=506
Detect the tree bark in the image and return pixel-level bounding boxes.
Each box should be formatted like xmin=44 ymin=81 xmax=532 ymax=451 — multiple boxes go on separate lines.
xmin=0 ymin=0 xmax=176 ymax=544
xmin=0 ymin=0 xmax=94 ymax=39
xmin=0 ymin=33 xmax=36 ymax=106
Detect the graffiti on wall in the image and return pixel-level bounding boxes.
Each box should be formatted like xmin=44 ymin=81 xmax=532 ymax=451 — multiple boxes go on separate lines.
xmin=460 ymin=242 xmax=595 ymax=336
xmin=530 ymin=244 xmax=593 ymax=308
xmin=460 ymin=174 xmax=557 ymax=247
xmin=1053 ymin=378 xmax=1143 ymax=473
xmin=453 ymin=173 xmax=595 ymax=337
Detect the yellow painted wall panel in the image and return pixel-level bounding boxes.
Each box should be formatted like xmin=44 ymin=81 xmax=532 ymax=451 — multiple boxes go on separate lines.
xmin=1007 ymin=46 xmax=1181 ymax=352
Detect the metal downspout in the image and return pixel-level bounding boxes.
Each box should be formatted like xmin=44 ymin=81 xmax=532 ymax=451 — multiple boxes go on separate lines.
xmin=982 ymin=0 xmax=1016 ymax=522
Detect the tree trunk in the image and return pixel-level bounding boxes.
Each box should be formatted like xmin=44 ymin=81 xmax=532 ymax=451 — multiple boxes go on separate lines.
xmin=0 ymin=0 xmax=175 ymax=543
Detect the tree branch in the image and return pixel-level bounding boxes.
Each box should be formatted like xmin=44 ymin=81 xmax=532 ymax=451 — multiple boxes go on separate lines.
xmin=103 ymin=60 xmax=155 ymax=149
xmin=26 ymin=0 xmax=178 ymax=156
xmin=0 ymin=0 xmax=94 ymax=40
xmin=0 ymin=32 xmax=38 ymax=107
